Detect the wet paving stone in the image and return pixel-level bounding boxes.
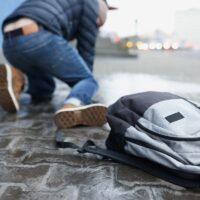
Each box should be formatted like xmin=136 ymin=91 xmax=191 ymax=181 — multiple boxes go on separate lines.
xmin=23 ymin=150 xmax=105 ymax=166
xmin=78 ymin=186 xmax=151 ymax=200
xmin=153 ymin=188 xmax=200 ymax=200
xmin=0 ymin=163 xmax=50 ymax=188
xmin=0 ymin=149 xmax=27 ymax=164
xmin=0 ymin=137 xmax=12 ymax=148
xmin=0 ymin=119 xmax=56 ymax=138
xmin=1 ymin=187 xmax=23 ymax=200
xmin=1 ymin=186 xmax=79 ymax=200
xmin=115 ymin=164 xmax=159 ymax=184
xmin=10 ymin=137 xmax=56 ymax=151
xmin=46 ymin=164 xmax=113 ymax=189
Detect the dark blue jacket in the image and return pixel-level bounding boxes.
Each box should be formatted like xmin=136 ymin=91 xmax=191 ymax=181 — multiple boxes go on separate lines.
xmin=3 ymin=0 xmax=99 ymax=71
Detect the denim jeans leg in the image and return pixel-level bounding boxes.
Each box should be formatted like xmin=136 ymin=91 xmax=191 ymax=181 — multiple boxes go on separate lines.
xmin=66 ymin=77 xmax=98 ymax=105
xmin=49 ymin=42 xmax=98 ymax=104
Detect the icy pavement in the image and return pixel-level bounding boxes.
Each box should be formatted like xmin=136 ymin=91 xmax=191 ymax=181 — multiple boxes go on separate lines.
xmin=1 ymin=52 xmax=200 ymax=199
xmin=98 ymin=73 xmax=200 ymax=105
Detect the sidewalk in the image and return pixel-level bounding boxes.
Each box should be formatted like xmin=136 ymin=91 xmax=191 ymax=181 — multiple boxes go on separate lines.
xmin=1 ymin=52 xmax=200 ymax=199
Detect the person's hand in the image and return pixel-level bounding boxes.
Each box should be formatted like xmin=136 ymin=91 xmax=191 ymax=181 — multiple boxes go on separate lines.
xmin=96 ymin=0 xmax=108 ymax=27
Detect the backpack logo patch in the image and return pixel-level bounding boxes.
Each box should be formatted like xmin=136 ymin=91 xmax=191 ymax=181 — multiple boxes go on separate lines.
xmin=165 ymin=112 xmax=184 ymax=123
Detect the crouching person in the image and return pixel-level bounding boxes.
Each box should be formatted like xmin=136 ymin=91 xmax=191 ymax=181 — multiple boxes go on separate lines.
xmin=0 ymin=0 xmax=116 ymax=128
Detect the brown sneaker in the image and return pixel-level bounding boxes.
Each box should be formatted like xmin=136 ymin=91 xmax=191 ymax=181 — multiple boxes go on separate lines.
xmin=0 ymin=64 xmax=24 ymax=112
xmin=54 ymin=103 xmax=107 ymax=128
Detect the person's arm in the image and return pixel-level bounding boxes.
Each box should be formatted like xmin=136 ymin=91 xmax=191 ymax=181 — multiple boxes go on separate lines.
xmin=76 ymin=3 xmax=99 ymax=72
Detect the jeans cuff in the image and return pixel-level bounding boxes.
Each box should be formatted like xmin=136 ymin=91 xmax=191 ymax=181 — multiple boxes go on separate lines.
xmin=23 ymin=74 xmax=29 ymax=93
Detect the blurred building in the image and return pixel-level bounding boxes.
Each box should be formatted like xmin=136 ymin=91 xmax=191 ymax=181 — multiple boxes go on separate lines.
xmin=175 ymin=9 xmax=200 ymax=46
xmin=95 ymin=35 xmax=138 ymax=57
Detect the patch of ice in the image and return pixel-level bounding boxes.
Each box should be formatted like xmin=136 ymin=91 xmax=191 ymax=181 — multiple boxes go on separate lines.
xmin=98 ymin=73 xmax=200 ymax=105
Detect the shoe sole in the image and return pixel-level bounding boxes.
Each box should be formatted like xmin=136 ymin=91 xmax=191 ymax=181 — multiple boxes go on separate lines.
xmin=0 ymin=64 xmax=19 ymax=112
xmin=54 ymin=104 xmax=107 ymax=128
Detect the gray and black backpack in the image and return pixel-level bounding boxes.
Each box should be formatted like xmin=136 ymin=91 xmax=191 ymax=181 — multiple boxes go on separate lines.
xmin=56 ymin=91 xmax=200 ymax=188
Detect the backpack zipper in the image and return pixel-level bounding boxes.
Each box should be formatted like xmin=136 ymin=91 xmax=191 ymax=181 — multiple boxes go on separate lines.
xmin=136 ymin=122 xmax=200 ymax=141
xmin=125 ymin=136 xmax=189 ymax=165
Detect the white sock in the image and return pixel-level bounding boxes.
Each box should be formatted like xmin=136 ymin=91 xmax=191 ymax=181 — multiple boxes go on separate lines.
xmin=64 ymin=97 xmax=82 ymax=106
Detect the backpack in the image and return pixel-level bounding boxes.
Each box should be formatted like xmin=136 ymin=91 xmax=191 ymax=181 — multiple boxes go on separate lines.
xmin=56 ymin=91 xmax=200 ymax=188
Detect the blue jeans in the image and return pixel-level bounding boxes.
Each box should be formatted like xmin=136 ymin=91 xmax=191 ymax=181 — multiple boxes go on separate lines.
xmin=3 ymin=29 xmax=98 ymax=105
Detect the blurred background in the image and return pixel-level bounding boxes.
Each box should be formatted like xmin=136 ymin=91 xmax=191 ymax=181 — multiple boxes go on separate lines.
xmin=102 ymin=0 xmax=200 ymax=52
xmin=1 ymin=0 xmax=200 ymax=52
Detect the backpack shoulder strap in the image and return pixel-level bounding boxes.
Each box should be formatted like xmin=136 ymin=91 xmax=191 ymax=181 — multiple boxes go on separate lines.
xmin=56 ymin=130 xmax=200 ymax=188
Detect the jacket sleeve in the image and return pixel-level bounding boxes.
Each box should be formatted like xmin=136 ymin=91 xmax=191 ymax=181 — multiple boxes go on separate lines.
xmin=76 ymin=2 xmax=99 ymax=72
